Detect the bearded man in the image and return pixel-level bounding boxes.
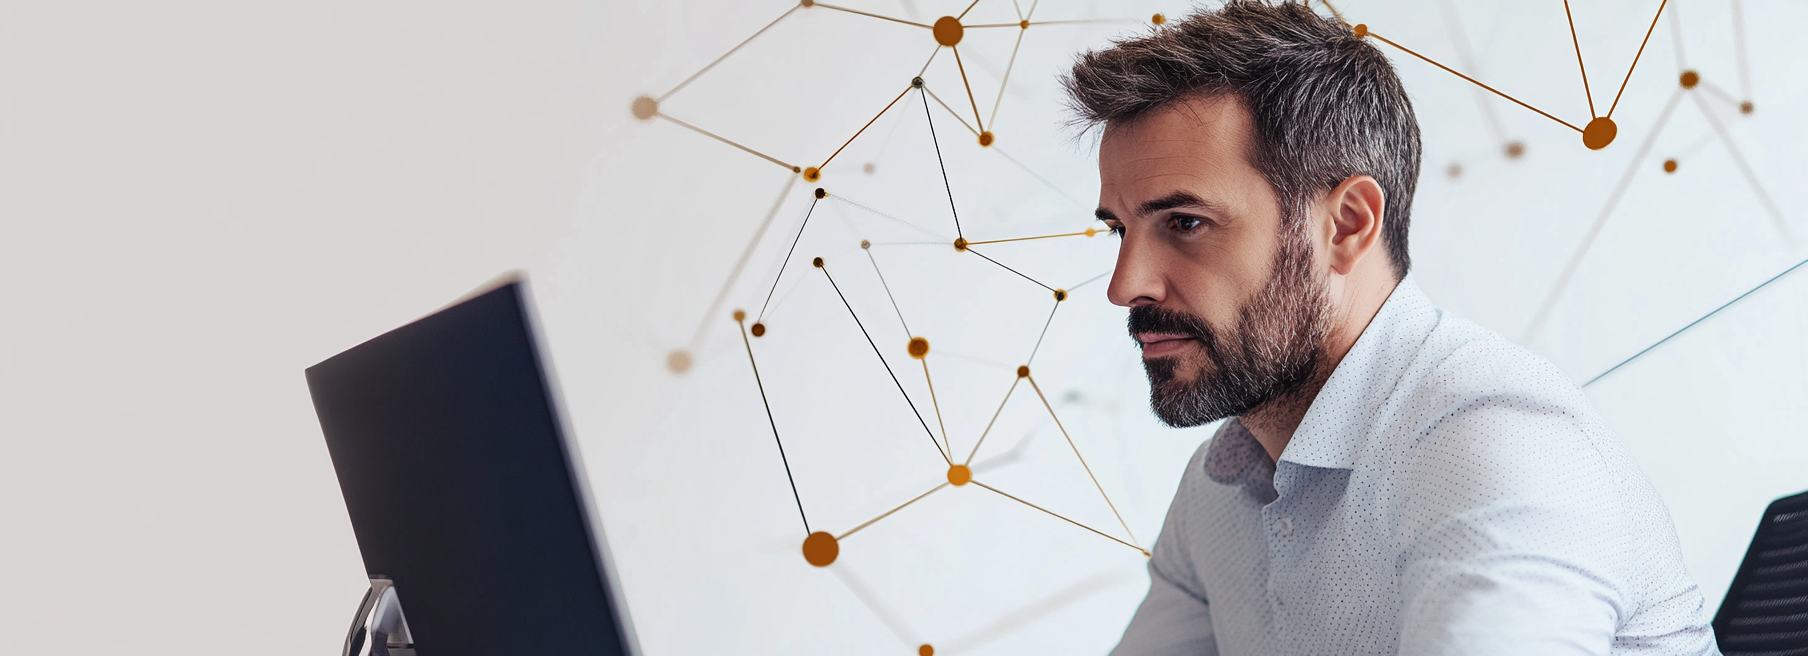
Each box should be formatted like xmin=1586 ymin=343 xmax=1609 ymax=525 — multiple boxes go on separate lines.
xmin=1067 ymin=2 xmax=1718 ymax=654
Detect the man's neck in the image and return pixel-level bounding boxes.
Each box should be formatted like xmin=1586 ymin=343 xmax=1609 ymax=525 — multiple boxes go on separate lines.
xmin=1239 ymin=276 xmax=1400 ymax=463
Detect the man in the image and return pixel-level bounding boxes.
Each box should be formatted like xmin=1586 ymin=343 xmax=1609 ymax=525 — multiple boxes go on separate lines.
xmin=1064 ymin=2 xmax=1718 ymax=654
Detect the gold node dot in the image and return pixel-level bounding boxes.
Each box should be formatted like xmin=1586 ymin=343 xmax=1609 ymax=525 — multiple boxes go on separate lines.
xmin=1151 ymin=13 xmax=1166 ymax=25
xmin=630 ymin=95 xmax=657 ymax=121
xmin=751 ymin=322 xmax=767 ymax=337
xmin=1582 ymin=116 xmax=1617 ymax=150
xmin=1353 ymin=23 xmax=1368 ymax=38
xmin=1505 ymin=141 xmax=1526 ymax=159
xmin=792 ymin=165 xmax=802 ymax=173
xmin=1680 ymin=70 xmax=1700 ymax=89
xmin=1053 ymin=289 xmax=1068 ymax=302
xmin=861 ymin=239 xmax=872 ymax=249
xmin=933 ymin=16 xmax=964 ymax=47
xmin=953 ymin=237 xmax=968 ymax=252
xmin=1020 ymin=19 xmax=1030 ymax=29
xmin=733 ymin=309 xmax=747 ymax=322
xmin=1016 ymin=365 xmax=1030 ymax=378
xmin=978 ymin=131 xmax=995 ymax=147
xmin=908 ymin=336 xmax=930 ymax=359
xmin=1085 ymin=227 xmax=1098 ymax=237
xmin=666 ymin=349 xmax=692 ymax=374
xmin=911 ymin=76 xmax=925 ymax=89
xmin=814 ymin=188 xmax=827 ymax=199
xmin=802 ymin=166 xmax=821 ymax=182
xmin=946 ymin=464 xmax=971 ymax=486
xmin=863 ymin=162 xmax=877 ymax=175
xmin=919 ymin=645 xmax=935 ymax=656
xmin=1741 ymin=101 xmax=1755 ymax=115
xmin=1446 ymin=162 xmax=1463 ymax=179
xmin=1663 ymin=159 xmax=1678 ymax=174
xmin=800 ymin=0 xmax=815 ymax=7
xmin=812 ymin=256 xmax=825 ymax=268
xmin=802 ymin=531 xmax=838 ymax=567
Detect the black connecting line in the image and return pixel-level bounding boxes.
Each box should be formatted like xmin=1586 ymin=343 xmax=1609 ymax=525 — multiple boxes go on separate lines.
xmin=759 ymin=197 xmax=819 ymax=322
xmin=736 ymin=320 xmax=812 ymax=536
xmin=819 ymin=263 xmax=954 ymax=465
xmin=920 ymin=87 xmax=964 ymax=239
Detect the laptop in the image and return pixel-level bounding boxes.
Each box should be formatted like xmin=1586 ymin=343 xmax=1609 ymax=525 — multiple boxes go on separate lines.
xmin=306 ymin=275 xmax=639 ymax=656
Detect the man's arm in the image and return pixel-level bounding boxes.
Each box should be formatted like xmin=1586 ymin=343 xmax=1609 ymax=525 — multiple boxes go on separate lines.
xmin=1112 ymin=440 xmax=1220 ymax=656
xmin=1392 ymin=400 xmax=1710 ymax=655
xmin=1111 ymin=559 xmax=1218 ymax=656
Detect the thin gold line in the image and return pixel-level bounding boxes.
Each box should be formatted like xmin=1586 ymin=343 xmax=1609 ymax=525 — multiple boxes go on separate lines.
xmin=918 ymin=45 xmax=941 ymax=77
xmin=988 ymin=26 xmax=1027 ymax=130
xmin=1691 ymin=92 xmax=1789 ymax=240
xmin=1368 ymin=32 xmax=1583 ymax=133
xmin=1319 ymin=0 xmax=1349 ymax=27
xmin=659 ymin=6 xmax=799 ymax=102
xmin=1607 ymin=0 xmax=1668 ymax=119
xmin=819 ymin=85 xmax=914 ymax=173
xmin=951 ymin=46 xmax=986 ymax=132
xmin=967 ymin=229 xmax=1095 ymax=246
xmin=1698 ymin=80 xmax=1743 ymax=109
xmin=814 ymin=3 xmax=932 ymax=28
xmin=1010 ymin=0 xmax=1024 ymax=22
xmin=958 ymin=0 xmax=983 ymax=20
xmin=923 ymin=359 xmax=951 ymax=455
xmin=1028 ymin=376 xmax=1141 ymax=548
xmin=1014 ymin=18 xmax=1142 ymax=26
xmin=964 ymin=375 xmax=1021 ymax=465
xmin=838 ymin=483 xmax=948 ymax=540
xmin=923 ymin=85 xmax=981 ymax=137
xmin=1564 ymin=0 xmax=1597 ymax=117
xmin=691 ymin=176 xmax=799 ymax=347
xmin=1025 ymin=0 xmax=1042 ymax=21
xmin=656 ymin=113 xmax=798 ymax=171
xmin=1522 ymin=88 xmax=1685 ymax=342
xmin=971 ymin=481 xmax=1148 ymax=556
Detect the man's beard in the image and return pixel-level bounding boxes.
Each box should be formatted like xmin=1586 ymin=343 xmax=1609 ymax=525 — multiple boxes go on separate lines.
xmin=1128 ymin=221 xmax=1334 ymax=428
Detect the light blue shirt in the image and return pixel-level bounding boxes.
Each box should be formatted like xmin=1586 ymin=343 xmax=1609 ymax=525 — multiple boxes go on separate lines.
xmin=1113 ymin=277 xmax=1718 ymax=655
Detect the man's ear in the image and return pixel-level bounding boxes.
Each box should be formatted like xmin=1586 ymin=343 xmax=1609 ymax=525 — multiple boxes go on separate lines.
xmin=1323 ymin=175 xmax=1386 ymax=276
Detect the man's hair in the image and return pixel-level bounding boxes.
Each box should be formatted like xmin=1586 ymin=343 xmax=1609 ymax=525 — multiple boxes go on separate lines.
xmin=1063 ymin=1 xmax=1420 ymax=278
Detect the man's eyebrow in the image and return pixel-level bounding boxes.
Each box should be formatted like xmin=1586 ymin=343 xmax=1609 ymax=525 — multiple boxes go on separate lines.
xmin=1095 ymin=207 xmax=1119 ymax=223
xmin=1137 ymin=191 xmax=1217 ymax=217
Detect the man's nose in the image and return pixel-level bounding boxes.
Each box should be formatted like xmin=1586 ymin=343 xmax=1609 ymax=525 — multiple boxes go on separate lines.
xmin=1106 ymin=234 xmax=1164 ymax=308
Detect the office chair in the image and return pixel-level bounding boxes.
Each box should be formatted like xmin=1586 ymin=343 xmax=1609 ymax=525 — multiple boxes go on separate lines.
xmin=1714 ymin=489 xmax=1808 ymax=655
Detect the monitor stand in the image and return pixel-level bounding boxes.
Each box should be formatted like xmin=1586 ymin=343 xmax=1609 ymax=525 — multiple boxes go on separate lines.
xmin=342 ymin=577 xmax=415 ymax=656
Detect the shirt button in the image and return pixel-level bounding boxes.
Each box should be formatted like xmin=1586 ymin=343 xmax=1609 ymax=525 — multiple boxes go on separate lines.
xmin=1276 ymin=517 xmax=1294 ymax=537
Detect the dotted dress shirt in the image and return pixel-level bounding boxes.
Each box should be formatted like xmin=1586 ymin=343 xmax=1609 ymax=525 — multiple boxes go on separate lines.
xmin=1112 ymin=276 xmax=1719 ymax=656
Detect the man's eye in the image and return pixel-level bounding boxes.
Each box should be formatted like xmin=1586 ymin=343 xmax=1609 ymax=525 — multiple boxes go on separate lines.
xmin=1171 ymin=215 xmax=1203 ymax=231
xmin=1109 ymin=224 xmax=1125 ymax=237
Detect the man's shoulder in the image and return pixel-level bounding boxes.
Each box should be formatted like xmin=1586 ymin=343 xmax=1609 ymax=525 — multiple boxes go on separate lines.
xmin=1394 ymin=311 xmax=1598 ymax=431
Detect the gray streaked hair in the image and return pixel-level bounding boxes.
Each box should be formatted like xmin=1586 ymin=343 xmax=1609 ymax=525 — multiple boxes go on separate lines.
xmin=1063 ymin=0 xmax=1420 ymax=278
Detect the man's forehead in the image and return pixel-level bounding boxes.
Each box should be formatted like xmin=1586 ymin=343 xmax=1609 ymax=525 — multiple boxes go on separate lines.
xmin=1101 ymin=93 xmax=1254 ymax=150
xmin=1097 ymin=95 xmax=1260 ymax=215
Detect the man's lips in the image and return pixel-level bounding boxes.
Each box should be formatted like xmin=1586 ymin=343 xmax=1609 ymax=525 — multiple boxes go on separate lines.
xmin=1135 ymin=332 xmax=1196 ymax=358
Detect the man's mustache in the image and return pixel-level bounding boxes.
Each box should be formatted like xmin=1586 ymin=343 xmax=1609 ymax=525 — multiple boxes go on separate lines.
xmin=1127 ymin=305 xmax=1216 ymax=347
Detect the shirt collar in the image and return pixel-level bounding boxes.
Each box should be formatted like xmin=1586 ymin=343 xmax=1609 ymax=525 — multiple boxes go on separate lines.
xmin=1277 ymin=274 xmax=1439 ymax=470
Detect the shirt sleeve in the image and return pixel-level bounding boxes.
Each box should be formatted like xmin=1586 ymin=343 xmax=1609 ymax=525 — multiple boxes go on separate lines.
xmin=1112 ymin=443 xmax=1219 ymax=656
xmin=1394 ymin=401 xmax=1634 ymax=656
xmin=1112 ymin=560 xmax=1219 ymax=656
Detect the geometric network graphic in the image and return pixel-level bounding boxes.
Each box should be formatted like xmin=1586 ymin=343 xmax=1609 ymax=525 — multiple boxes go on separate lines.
xmin=619 ymin=0 xmax=1783 ymax=653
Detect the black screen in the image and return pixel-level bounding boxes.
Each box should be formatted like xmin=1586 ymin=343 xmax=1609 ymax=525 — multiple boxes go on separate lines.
xmin=307 ymin=280 xmax=632 ymax=656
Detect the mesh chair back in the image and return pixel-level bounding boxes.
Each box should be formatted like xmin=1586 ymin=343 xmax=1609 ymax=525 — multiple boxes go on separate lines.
xmin=1715 ymin=490 xmax=1808 ymax=655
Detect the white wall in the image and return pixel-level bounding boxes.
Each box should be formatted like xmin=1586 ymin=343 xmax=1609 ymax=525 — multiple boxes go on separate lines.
xmin=1 ymin=1 xmax=1802 ymax=654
